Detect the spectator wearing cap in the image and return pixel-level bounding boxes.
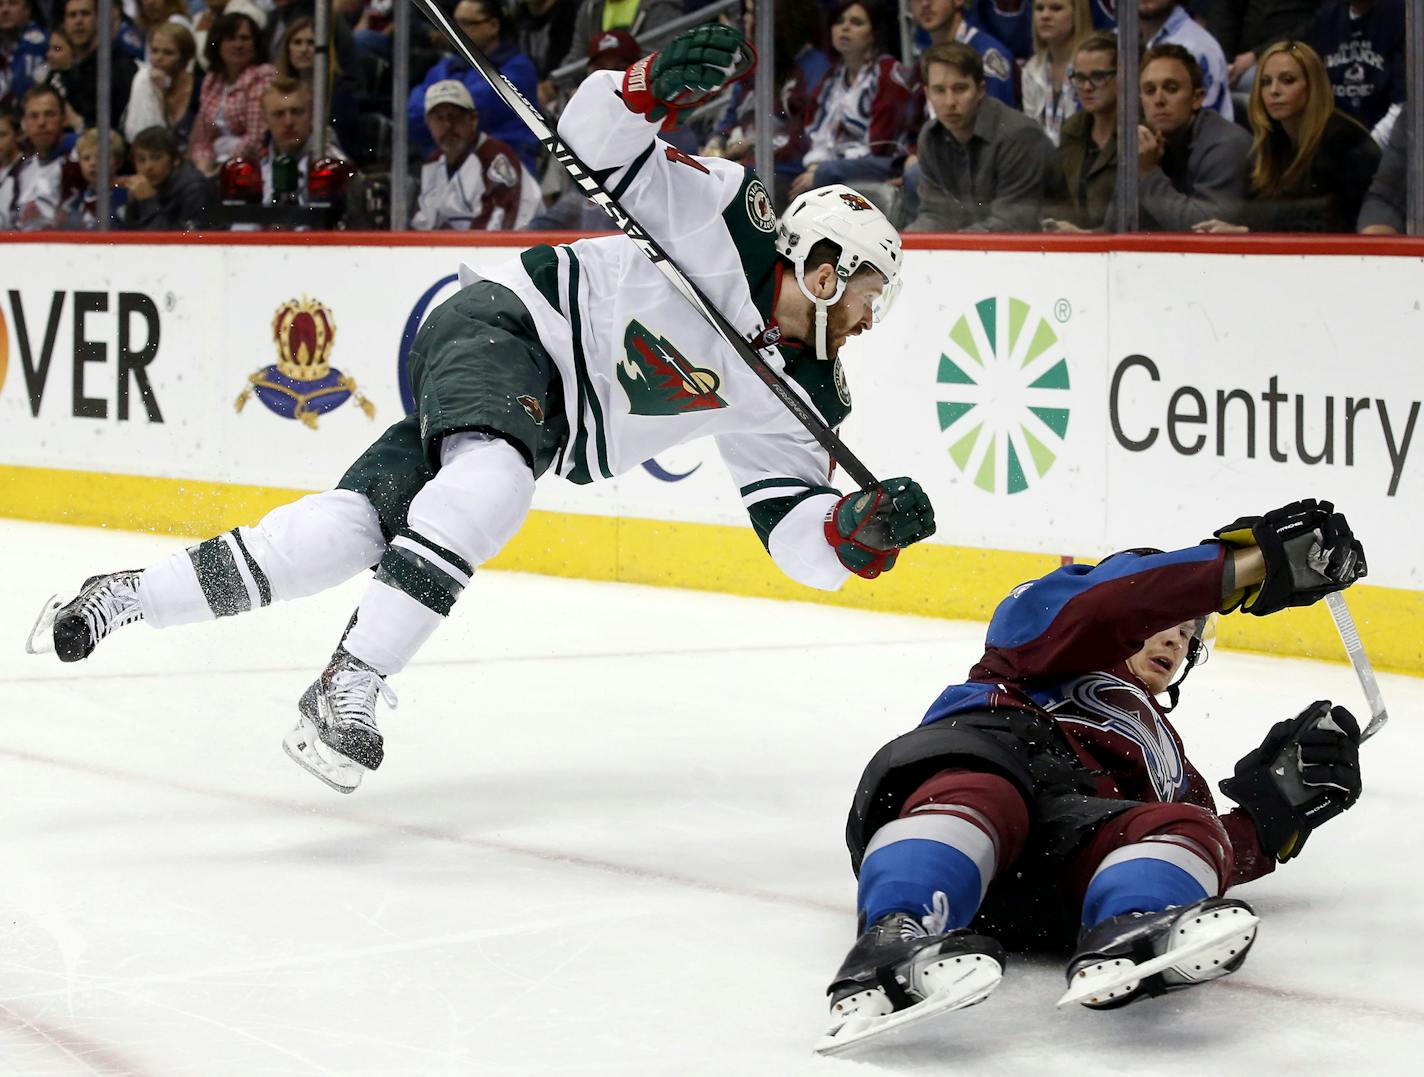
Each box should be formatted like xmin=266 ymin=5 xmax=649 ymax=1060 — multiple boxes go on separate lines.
xmin=412 ymin=77 xmax=541 ymax=231
xmin=513 ymin=0 xmax=580 ymax=108
xmin=1138 ymin=0 xmax=1233 ymax=121
xmin=0 ymin=0 xmax=47 ymax=110
xmin=557 ymin=0 xmax=683 ymax=70
xmin=1137 ymin=43 xmax=1250 ymax=230
xmin=408 ymin=0 xmax=541 ymax=172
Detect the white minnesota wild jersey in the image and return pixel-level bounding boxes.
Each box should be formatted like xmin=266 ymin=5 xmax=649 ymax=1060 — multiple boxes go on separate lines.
xmin=477 ymin=70 xmax=859 ymax=590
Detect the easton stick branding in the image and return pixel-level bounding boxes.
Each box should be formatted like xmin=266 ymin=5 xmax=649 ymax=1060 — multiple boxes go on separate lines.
xmin=934 ymin=297 xmax=1071 ymax=495
xmin=619 ymin=320 xmax=728 ymax=416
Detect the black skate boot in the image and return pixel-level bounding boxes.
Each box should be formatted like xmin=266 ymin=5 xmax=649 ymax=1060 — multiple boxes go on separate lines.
xmin=282 ymin=648 xmax=397 ymax=795
xmin=815 ymin=903 xmax=1005 ymax=1056
xmin=26 ymin=571 xmax=145 ymax=662
xmin=1059 ymin=896 xmax=1259 ymax=1010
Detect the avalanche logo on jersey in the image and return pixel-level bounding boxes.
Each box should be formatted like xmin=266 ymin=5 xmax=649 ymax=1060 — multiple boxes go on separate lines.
xmin=1050 ymin=672 xmax=1187 ymax=801
xmin=619 ymin=320 xmax=728 ymax=416
xmin=235 ymin=295 xmax=376 ymax=429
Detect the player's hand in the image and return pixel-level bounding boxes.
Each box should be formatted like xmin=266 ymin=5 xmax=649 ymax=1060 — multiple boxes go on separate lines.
xmin=824 ymin=477 xmax=935 ymax=579
xmin=1212 ymin=499 xmax=1366 ymax=616
xmin=622 ymin=23 xmax=755 ymax=125
xmin=1219 ymin=701 xmax=1362 ymax=862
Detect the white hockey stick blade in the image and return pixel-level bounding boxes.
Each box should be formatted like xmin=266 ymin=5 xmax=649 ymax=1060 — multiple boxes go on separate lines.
xmin=1056 ymin=908 xmax=1259 ymax=1009
xmin=24 ymin=593 xmax=64 ymax=655
xmin=813 ymin=957 xmax=1003 ymax=1057
xmin=1324 ymin=592 xmax=1388 ymax=742
xmin=282 ymin=717 xmax=364 ymax=794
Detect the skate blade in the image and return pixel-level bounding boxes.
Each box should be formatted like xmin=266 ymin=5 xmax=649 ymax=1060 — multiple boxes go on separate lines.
xmin=813 ymin=957 xmax=1003 ymax=1056
xmin=24 ymin=594 xmax=64 ymax=655
xmin=282 ymin=718 xmax=365 ymax=795
xmin=1057 ymin=907 xmax=1259 ymax=1009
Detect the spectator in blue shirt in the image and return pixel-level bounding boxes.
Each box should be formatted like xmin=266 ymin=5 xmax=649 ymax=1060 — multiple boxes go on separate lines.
xmin=1306 ymin=0 xmax=1404 ymax=146
xmin=1139 ymin=0 xmax=1233 ymax=121
xmin=912 ymin=0 xmax=1016 ymax=106
xmin=0 ymin=0 xmax=47 ymax=110
xmin=407 ymin=0 xmax=541 ymax=171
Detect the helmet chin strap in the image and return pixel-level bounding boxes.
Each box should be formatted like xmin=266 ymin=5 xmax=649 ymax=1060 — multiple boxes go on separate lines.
xmin=794 ymin=258 xmax=847 ymax=362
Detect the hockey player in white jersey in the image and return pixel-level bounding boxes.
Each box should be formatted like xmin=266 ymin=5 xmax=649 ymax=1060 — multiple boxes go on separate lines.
xmin=27 ymin=24 xmax=936 ymax=795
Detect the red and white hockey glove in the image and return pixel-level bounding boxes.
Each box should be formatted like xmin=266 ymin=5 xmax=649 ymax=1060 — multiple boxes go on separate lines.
xmin=622 ymin=24 xmax=755 ymax=127
xmin=825 ymin=478 xmax=936 ymax=579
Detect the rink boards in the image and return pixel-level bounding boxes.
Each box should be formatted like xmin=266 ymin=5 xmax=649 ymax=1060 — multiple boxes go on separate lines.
xmin=1 ymin=233 xmax=1421 ymax=672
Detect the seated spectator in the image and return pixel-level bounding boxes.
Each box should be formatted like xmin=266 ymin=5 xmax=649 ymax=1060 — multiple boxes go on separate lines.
xmin=1357 ymin=107 xmax=1404 ymax=233
xmin=702 ymin=0 xmax=829 ymax=209
xmin=908 ymin=41 xmax=1053 ymax=231
xmin=1021 ymin=0 xmax=1091 ymax=146
xmin=0 ymin=0 xmax=47 ymax=111
xmin=114 ymin=4 xmax=148 ymax=61
xmin=58 ymin=125 xmax=126 ymax=228
xmin=411 ymin=78 xmax=540 ymax=231
xmin=253 ymin=75 xmax=352 ymax=205
xmin=124 ymin=123 xmax=212 ymax=229
xmin=1137 ymin=43 xmax=1250 ymax=230
xmin=1042 ymin=28 xmax=1118 ymax=231
xmin=789 ymin=0 xmax=912 ymax=200
xmin=1195 ymin=40 xmax=1380 ymax=233
xmin=1208 ymin=0 xmax=1321 ymax=104
xmin=513 ymin=0 xmax=578 ymax=110
xmin=37 ymin=27 xmax=86 ymax=140
xmin=408 ymin=0 xmax=541 ymax=171
xmin=558 ymin=0 xmax=684 ymax=70
xmin=352 ymin=0 xmax=395 ymax=60
xmin=193 ymin=0 xmax=270 ymax=67
xmin=276 ymin=15 xmax=359 ymax=153
xmin=134 ymin=0 xmax=194 ymax=61
xmin=58 ymin=0 xmax=139 ymax=129
xmin=1139 ymin=0 xmax=1232 ymax=120
xmin=973 ymin=0 xmax=1034 ymax=59
xmin=189 ymin=11 xmax=274 ymax=175
xmin=267 ymin=0 xmax=355 ymax=76
xmin=123 ymin=22 xmax=201 ymax=147
xmin=14 ymin=83 xmax=71 ymax=228
xmin=912 ymin=0 xmax=1015 ymax=105
xmin=1306 ymin=0 xmax=1404 ymax=147
xmin=0 ymin=108 xmax=21 ymax=227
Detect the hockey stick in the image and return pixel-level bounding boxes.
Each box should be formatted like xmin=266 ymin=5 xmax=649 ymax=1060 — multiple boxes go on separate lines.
xmin=407 ymin=0 xmax=880 ymax=489
xmin=1324 ymin=592 xmax=1388 ymax=742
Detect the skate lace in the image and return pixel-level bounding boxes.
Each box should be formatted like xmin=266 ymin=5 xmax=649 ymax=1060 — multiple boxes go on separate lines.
xmin=81 ymin=574 xmax=143 ymax=643
xmin=919 ymin=891 xmax=951 ymax=936
xmin=329 ymin=666 xmax=398 ymax=726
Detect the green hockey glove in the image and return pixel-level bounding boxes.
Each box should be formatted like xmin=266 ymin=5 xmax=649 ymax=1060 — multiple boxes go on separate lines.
xmin=621 ymin=24 xmax=756 ymax=125
xmin=1212 ymin=499 xmax=1366 ymax=616
xmin=824 ymin=478 xmax=936 ymax=579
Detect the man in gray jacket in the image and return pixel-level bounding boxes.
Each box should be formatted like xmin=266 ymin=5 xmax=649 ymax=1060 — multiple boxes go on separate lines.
xmin=907 ymin=41 xmax=1053 ymax=232
xmin=1137 ymin=43 xmax=1251 ymax=230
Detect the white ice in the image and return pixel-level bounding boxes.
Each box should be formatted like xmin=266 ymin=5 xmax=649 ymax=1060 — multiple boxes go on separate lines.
xmin=1 ymin=520 xmax=1420 ymax=1076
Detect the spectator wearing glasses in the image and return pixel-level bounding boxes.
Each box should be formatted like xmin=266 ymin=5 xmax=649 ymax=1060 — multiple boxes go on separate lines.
xmin=189 ymin=11 xmax=275 ymax=175
xmin=1137 ymin=44 xmax=1250 ymax=230
xmin=907 ymin=41 xmax=1053 ymax=231
xmin=1195 ymin=39 xmax=1379 ymax=233
xmin=408 ymin=0 xmax=541 ymax=171
xmin=0 ymin=0 xmax=47 ymax=110
xmin=57 ymin=0 xmax=139 ymax=128
xmin=1042 ymin=29 xmax=1117 ymax=231
xmin=1021 ymin=0 xmax=1092 ymax=146
xmin=1138 ymin=0 xmax=1232 ymax=121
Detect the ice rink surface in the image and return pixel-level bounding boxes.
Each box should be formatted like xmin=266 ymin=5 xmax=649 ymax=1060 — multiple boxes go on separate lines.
xmin=1 ymin=519 xmax=1421 ymax=1076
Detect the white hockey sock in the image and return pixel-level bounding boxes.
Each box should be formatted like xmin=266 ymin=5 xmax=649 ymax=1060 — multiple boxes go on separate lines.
xmin=344 ymin=433 xmax=535 ymax=675
xmin=140 ymin=490 xmax=386 ymax=628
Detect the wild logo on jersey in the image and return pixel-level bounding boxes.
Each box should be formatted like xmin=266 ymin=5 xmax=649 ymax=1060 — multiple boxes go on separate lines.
xmin=619 ymin=320 xmax=728 ymax=416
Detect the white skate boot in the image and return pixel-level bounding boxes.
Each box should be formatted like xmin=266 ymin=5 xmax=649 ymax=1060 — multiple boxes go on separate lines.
xmin=283 ymin=649 xmax=396 ymax=795
xmin=26 ymin=571 xmax=144 ymax=661
xmin=1058 ymin=896 xmax=1259 ymax=1009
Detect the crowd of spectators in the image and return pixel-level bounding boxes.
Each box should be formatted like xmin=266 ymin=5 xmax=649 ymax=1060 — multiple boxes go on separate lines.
xmin=0 ymin=0 xmax=1414 ymax=233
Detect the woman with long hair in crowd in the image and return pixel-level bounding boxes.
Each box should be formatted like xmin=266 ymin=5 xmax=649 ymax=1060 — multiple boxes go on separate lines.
xmin=188 ymin=11 xmax=275 ymax=175
xmin=276 ymin=15 xmax=359 ymax=153
xmin=788 ymin=0 xmax=911 ymax=200
xmin=1042 ymin=28 xmax=1118 ymax=231
xmin=1194 ymin=40 xmax=1379 ymax=233
xmin=1021 ymin=0 xmax=1091 ymax=146
xmin=123 ymin=22 xmax=201 ymax=148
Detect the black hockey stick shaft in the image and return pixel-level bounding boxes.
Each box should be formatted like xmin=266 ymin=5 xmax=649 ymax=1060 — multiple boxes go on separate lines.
xmin=405 ymin=0 xmax=880 ymax=489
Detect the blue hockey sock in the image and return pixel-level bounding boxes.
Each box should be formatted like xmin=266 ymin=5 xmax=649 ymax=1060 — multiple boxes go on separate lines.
xmin=857 ymin=812 xmax=997 ymax=932
xmin=1081 ymin=841 xmax=1216 ymax=928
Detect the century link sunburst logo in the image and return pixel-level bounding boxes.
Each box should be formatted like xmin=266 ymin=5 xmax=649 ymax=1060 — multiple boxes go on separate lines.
xmin=934 ymin=296 xmax=1071 ymax=494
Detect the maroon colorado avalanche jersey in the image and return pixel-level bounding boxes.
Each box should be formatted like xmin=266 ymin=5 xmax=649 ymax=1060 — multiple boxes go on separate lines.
xmin=921 ymin=545 xmax=1273 ymax=886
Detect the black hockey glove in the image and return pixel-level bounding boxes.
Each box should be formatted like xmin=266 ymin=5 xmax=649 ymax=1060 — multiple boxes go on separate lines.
xmin=824 ymin=478 xmax=936 ymax=579
xmin=1213 ymin=499 xmax=1366 ymax=616
xmin=1219 ymin=700 xmax=1362 ymax=863
xmin=621 ymin=24 xmax=756 ymax=125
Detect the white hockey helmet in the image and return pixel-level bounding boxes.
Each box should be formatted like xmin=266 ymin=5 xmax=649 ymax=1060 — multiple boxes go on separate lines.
xmin=775 ymin=184 xmax=903 ymax=360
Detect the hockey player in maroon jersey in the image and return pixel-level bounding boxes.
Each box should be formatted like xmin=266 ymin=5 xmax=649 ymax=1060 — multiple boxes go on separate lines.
xmin=817 ymin=499 xmax=1368 ymax=1054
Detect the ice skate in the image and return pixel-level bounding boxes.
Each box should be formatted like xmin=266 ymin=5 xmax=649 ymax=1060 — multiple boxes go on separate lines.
xmin=1058 ymin=897 xmax=1259 ymax=1010
xmin=282 ymin=649 xmax=396 ymax=794
xmin=815 ymin=904 xmax=1005 ymax=1056
xmin=26 ymin=571 xmax=144 ymax=662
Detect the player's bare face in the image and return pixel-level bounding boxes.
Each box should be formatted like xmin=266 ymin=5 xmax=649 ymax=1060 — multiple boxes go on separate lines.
xmin=1126 ymin=621 xmax=1195 ymax=696
xmin=827 ymin=273 xmax=884 ymax=356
